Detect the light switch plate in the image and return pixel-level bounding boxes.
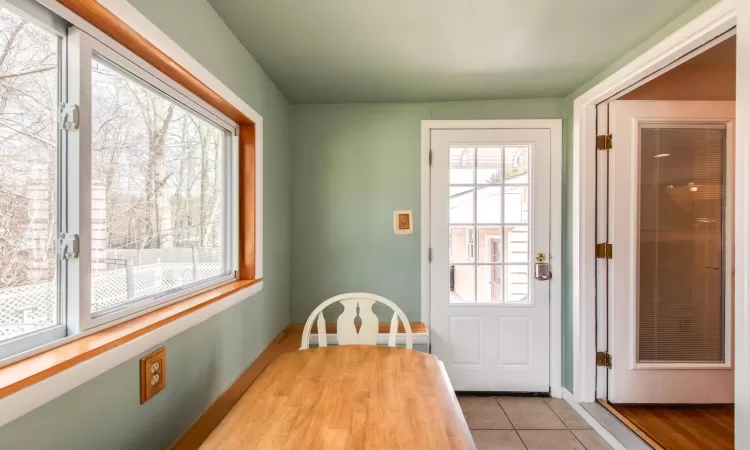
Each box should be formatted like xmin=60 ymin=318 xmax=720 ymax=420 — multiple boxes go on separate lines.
xmin=393 ymin=210 xmax=413 ymax=234
xmin=140 ymin=347 xmax=166 ymax=404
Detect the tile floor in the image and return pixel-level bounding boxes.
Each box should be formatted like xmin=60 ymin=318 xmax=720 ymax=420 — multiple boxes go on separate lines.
xmin=458 ymin=396 xmax=613 ymax=450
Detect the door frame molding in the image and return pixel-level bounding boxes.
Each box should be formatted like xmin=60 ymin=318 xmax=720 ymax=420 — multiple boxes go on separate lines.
xmin=420 ymin=119 xmax=563 ymax=398
xmin=571 ymin=0 xmax=744 ymax=415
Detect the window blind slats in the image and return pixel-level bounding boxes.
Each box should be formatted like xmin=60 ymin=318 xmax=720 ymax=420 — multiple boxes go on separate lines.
xmin=637 ymin=126 xmax=726 ymax=363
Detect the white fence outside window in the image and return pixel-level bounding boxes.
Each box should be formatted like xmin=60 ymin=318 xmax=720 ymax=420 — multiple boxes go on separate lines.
xmin=0 ymin=261 xmax=221 ymax=340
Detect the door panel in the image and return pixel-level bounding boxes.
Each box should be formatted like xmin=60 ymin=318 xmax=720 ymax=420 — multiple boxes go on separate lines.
xmin=430 ymin=128 xmax=551 ymax=392
xmin=606 ymin=100 xmax=735 ymax=404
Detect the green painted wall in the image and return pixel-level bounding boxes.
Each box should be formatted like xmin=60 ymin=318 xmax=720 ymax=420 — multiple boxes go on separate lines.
xmin=290 ymin=98 xmax=565 ymax=323
xmin=0 ymin=0 xmax=291 ymax=448
xmin=559 ymin=0 xmax=724 ymax=392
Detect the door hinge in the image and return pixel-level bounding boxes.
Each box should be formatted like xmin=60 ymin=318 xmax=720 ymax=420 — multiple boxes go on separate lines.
xmin=428 ymin=247 xmax=433 ymax=263
xmin=59 ymin=103 xmax=80 ymax=130
xmin=58 ymin=233 xmax=80 ymax=260
xmin=429 ymin=149 xmax=433 ymax=166
xmin=596 ymin=351 xmax=612 ymax=369
xmin=596 ymin=134 xmax=612 ymax=150
xmin=595 ymin=243 xmax=613 ymax=259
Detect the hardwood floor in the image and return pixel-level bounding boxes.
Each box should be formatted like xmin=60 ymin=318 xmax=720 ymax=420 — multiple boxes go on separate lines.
xmin=608 ymin=403 xmax=734 ymax=450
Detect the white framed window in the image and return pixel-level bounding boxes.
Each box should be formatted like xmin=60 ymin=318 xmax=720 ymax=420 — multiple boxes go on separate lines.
xmin=0 ymin=0 xmax=239 ymax=359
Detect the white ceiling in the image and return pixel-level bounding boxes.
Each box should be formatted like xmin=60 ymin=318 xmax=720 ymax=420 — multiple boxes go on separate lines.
xmin=207 ymin=0 xmax=701 ymax=104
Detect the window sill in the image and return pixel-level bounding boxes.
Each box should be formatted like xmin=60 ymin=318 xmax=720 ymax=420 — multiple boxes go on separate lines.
xmin=0 ymin=278 xmax=262 ymax=404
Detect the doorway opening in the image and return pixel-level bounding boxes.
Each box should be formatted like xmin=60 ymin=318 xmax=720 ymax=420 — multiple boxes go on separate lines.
xmin=594 ymin=32 xmax=736 ymax=450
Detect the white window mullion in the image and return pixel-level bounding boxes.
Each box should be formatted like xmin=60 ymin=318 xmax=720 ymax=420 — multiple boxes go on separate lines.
xmin=65 ymin=27 xmax=94 ymax=333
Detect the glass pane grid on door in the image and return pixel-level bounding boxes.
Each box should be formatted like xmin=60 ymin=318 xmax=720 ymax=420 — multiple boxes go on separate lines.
xmin=449 ymin=146 xmax=530 ymax=304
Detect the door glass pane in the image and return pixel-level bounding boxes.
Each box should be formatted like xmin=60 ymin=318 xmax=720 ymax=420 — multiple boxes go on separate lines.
xmin=477 ymin=147 xmax=503 ymax=184
xmin=478 ymin=265 xmax=503 ymax=303
xmin=447 ymin=142 xmax=533 ymax=305
xmin=450 ymin=265 xmax=475 ymax=303
xmin=450 ymin=147 xmax=474 ymax=184
xmin=504 ymin=185 xmax=529 ymax=224
xmin=450 ymin=187 xmax=474 ymax=223
xmin=505 ymin=146 xmax=529 ymax=184
xmin=449 ymin=226 xmax=476 ymax=263
xmin=90 ymin=55 xmax=226 ymax=314
xmin=0 ymin=8 xmax=60 ymax=342
xmin=505 ymin=226 xmax=529 ymax=263
xmin=476 ymin=227 xmax=504 ymax=265
xmin=638 ymin=125 xmax=726 ymax=363
xmin=476 ymin=186 xmax=502 ymax=223
xmin=505 ymin=265 xmax=530 ymax=303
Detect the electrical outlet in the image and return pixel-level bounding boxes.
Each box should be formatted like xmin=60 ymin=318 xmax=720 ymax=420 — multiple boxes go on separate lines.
xmin=140 ymin=347 xmax=166 ymax=404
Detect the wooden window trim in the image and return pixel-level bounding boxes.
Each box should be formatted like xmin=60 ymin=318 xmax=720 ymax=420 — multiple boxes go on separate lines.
xmin=0 ymin=279 xmax=261 ymax=399
xmin=58 ymin=0 xmax=257 ymax=281
xmin=0 ymin=0 xmax=259 ymax=398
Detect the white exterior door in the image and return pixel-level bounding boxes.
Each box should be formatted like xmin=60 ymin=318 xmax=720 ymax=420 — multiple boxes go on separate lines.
xmin=430 ymin=128 xmax=551 ymax=392
xmin=605 ymin=100 xmax=735 ymax=403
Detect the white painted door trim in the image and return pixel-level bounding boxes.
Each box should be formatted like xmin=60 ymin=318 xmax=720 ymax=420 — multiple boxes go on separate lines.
xmin=421 ymin=119 xmax=562 ymax=397
xmin=570 ymin=0 xmax=750 ymax=446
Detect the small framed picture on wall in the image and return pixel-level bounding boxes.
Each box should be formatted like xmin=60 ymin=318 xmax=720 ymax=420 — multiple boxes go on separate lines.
xmin=393 ymin=210 xmax=413 ymax=235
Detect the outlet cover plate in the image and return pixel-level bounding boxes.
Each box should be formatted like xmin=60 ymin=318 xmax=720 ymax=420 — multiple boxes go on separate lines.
xmin=140 ymin=347 xmax=166 ymax=404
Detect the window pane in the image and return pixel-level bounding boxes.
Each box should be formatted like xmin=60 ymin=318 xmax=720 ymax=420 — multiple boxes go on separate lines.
xmin=449 ymin=265 xmax=475 ymax=303
xmin=476 ymin=226 xmax=503 ymax=264
xmin=477 ymin=147 xmax=503 ymax=184
xmin=449 ymin=226 xmax=476 ymax=264
xmin=505 ymin=147 xmax=529 ymax=184
xmin=506 ymin=226 xmax=529 ymax=263
xmin=0 ymin=8 xmax=60 ymax=342
xmin=504 ymin=185 xmax=529 ymax=224
xmin=638 ymin=126 xmax=726 ymax=362
xmin=450 ymin=187 xmax=473 ymax=223
xmin=450 ymin=147 xmax=474 ymax=184
xmin=505 ymin=265 xmax=530 ymax=303
xmin=478 ymin=265 xmax=503 ymax=303
xmin=90 ymin=56 xmax=226 ymax=314
xmin=476 ymin=186 xmax=502 ymax=223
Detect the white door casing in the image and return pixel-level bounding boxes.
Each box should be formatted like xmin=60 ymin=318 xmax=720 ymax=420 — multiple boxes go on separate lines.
xmin=606 ymin=100 xmax=735 ymax=404
xmin=429 ymin=128 xmax=552 ymax=392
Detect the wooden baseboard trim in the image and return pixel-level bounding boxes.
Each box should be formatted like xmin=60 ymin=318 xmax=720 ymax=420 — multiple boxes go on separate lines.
xmin=597 ymin=400 xmax=665 ymax=450
xmin=287 ymin=322 xmax=428 ymax=334
xmin=170 ymin=327 xmax=300 ymax=450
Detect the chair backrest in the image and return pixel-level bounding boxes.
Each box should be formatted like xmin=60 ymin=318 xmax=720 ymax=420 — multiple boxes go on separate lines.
xmin=300 ymin=293 xmax=413 ymax=350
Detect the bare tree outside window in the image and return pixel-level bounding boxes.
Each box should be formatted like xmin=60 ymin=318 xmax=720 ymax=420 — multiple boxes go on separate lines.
xmin=0 ymin=6 xmax=59 ymax=341
xmin=90 ymin=56 xmax=225 ymax=313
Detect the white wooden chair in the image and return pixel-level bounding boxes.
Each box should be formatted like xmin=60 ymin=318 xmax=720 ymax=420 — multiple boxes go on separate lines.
xmin=300 ymin=293 xmax=413 ymax=350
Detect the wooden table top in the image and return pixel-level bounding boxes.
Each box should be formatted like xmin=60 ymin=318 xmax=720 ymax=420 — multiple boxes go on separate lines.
xmin=199 ymin=346 xmax=475 ymax=450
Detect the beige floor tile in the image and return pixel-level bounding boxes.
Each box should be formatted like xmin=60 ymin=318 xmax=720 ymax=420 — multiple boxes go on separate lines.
xmin=572 ymin=430 xmax=613 ymax=450
xmin=518 ymin=430 xmax=586 ymax=450
xmin=544 ymin=398 xmax=591 ymax=430
xmin=497 ymin=397 xmax=566 ymax=430
xmin=459 ymin=397 xmax=513 ymax=429
xmin=470 ymin=430 xmax=526 ymax=450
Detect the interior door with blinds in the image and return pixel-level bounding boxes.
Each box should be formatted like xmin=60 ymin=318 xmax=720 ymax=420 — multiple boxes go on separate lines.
xmin=605 ymin=100 xmax=735 ymax=404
